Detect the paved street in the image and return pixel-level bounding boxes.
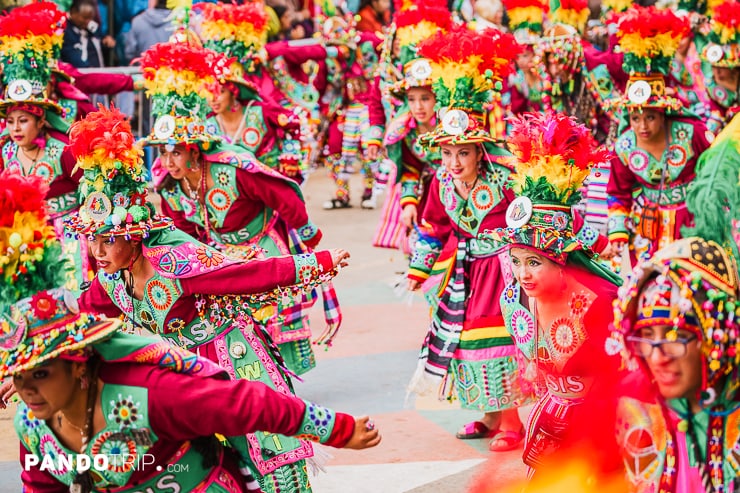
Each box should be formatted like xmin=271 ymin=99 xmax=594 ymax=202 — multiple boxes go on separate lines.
xmin=0 ymin=168 xmax=527 ymax=492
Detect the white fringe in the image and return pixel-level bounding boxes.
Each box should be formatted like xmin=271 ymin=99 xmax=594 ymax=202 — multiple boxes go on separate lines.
xmin=306 ymin=442 xmax=333 ymax=476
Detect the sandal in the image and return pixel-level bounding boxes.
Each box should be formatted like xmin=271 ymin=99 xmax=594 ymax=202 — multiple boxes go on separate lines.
xmin=488 ymin=429 xmax=525 ymax=452
xmin=456 ymin=421 xmax=499 ymax=440
xmin=322 ymin=198 xmax=352 ymax=210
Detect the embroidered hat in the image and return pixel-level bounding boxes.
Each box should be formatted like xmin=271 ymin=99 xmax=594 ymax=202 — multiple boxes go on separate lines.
xmin=0 ymin=171 xmax=119 ymax=379
xmin=0 ymin=1 xmax=66 ymax=118
xmin=137 ymin=41 xmax=232 ymax=148
xmin=604 ymin=6 xmax=689 ymax=113
xmin=607 ymin=237 xmax=740 ymax=404
xmin=503 ymin=0 xmax=549 ymax=45
xmin=550 ymin=0 xmax=590 ymax=34
xmin=481 ymin=112 xmax=610 ymax=264
xmin=416 ymin=25 xmax=521 ymax=146
xmin=388 ymin=1 xmax=451 ymax=95
xmin=64 ymin=105 xmax=173 ymax=238
xmin=700 ymin=0 xmax=740 ymax=68
xmin=198 ymin=2 xmax=264 ymax=100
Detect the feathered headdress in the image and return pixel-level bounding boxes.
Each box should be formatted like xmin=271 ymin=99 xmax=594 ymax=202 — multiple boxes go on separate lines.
xmin=65 ymin=106 xmax=172 ymax=238
xmin=607 ymin=237 xmax=740 ymax=406
xmin=388 ymin=1 xmax=451 ymax=94
xmin=0 ymin=171 xmax=119 ymax=379
xmin=550 ymin=0 xmax=590 ymax=34
xmin=481 ymin=112 xmax=610 ymax=264
xmin=601 ymin=0 xmax=632 ymax=15
xmin=199 ymin=2 xmax=269 ymax=67
xmin=138 ymin=42 xmax=231 ymax=147
xmin=0 ymin=1 xmax=66 ymax=117
xmin=416 ymin=25 xmax=521 ymax=145
xmin=503 ymin=0 xmax=549 ymax=43
xmin=605 ymin=6 xmax=688 ymax=113
xmin=701 ymin=0 xmax=740 ymax=68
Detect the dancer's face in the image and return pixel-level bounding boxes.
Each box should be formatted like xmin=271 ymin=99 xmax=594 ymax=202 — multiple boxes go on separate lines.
xmin=635 ymin=324 xmax=703 ymax=403
xmin=88 ymin=235 xmax=140 ymax=274
xmin=509 ymin=247 xmax=562 ymax=299
xmin=517 ymin=49 xmax=535 ymax=72
xmin=407 ymin=88 xmax=435 ymax=125
xmin=441 ymin=143 xmax=481 ymax=184
xmin=159 ymin=144 xmax=199 ymax=179
xmin=6 ymin=110 xmax=44 ymax=147
xmin=546 ymin=53 xmax=570 ymax=82
xmin=13 ymin=359 xmax=86 ymax=420
xmin=210 ymin=86 xmax=235 ymax=115
xmin=629 ymin=108 xmax=665 ymax=143
xmin=712 ymin=66 xmax=740 ymax=89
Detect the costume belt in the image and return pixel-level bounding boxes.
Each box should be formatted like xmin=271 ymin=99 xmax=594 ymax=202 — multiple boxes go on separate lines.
xmin=468 ymin=237 xmax=507 ymax=258
xmin=209 ymin=210 xmax=276 ymax=246
xmin=108 ymin=441 xmax=215 ymax=493
xmin=641 ymin=181 xmax=689 ymax=206
xmin=46 ymin=191 xmax=79 ymax=219
xmin=160 ymin=313 xmax=254 ymax=350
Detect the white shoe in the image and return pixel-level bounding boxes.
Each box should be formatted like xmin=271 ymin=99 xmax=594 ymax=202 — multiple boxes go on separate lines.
xmin=361 ymin=198 xmax=377 ymax=209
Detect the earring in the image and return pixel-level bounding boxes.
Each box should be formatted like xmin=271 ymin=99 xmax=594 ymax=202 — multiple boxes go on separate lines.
xmin=80 ymin=374 xmax=89 ymax=390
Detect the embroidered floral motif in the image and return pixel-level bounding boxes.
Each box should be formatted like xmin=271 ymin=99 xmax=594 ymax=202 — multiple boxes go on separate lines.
xmin=167 ymin=318 xmax=186 ymax=332
xmin=206 ymin=188 xmax=232 ymax=212
xmin=108 ymin=394 xmax=141 ymax=427
xmin=568 ymin=292 xmax=590 ymax=316
xmin=30 ymin=291 xmax=57 ymax=320
xmin=21 ymin=407 xmax=40 ymax=430
xmin=216 ymin=170 xmax=230 ymax=186
xmin=113 ymin=283 xmax=133 ymax=314
xmin=511 ymin=309 xmax=536 ymax=345
xmin=38 ymin=435 xmax=69 ymax=474
xmin=549 ymin=318 xmax=579 ymax=356
xmin=146 ymin=279 xmax=175 ymax=312
xmin=90 ymin=431 xmax=137 ymax=473
xmin=295 ymin=402 xmax=334 ymax=442
xmin=195 ymin=247 xmax=224 ymax=268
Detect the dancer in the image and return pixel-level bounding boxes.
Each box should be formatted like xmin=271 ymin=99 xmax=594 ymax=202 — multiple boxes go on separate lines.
xmin=375 ymin=1 xmax=450 ymax=249
xmin=141 ymin=41 xmax=332 ymax=376
xmin=482 ymin=112 xmax=624 ymax=483
xmin=0 ymin=171 xmax=381 ymax=493
xmin=67 ymin=106 xmax=346 ymax=493
xmin=606 ymin=6 xmax=711 ymax=266
xmin=406 ymin=25 xmax=532 ymax=451
xmin=607 ymin=237 xmax=740 ymax=492
xmin=0 ymin=1 xmax=91 ymax=292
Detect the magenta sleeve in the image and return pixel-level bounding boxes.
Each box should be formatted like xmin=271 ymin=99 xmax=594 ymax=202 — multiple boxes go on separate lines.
xmin=78 ymin=277 xmax=124 ymax=319
xmin=19 ymin=443 xmax=68 ymax=492
xmin=234 ymin=168 xmax=310 ymax=230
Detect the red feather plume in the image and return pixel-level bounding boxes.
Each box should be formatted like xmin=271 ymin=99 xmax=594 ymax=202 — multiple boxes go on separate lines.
xmin=68 ymin=105 xmax=136 ymax=161
xmin=0 ymin=1 xmax=66 ymax=38
xmin=616 ymin=6 xmax=689 ymax=40
xmin=137 ymin=42 xmax=233 ymax=81
xmin=714 ymin=1 xmax=740 ymax=29
xmin=0 ymin=171 xmax=48 ymax=228
xmin=199 ymin=2 xmax=268 ymax=30
xmin=417 ymin=25 xmax=521 ymax=79
xmin=395 ymin=6 xmax=451 ymax=30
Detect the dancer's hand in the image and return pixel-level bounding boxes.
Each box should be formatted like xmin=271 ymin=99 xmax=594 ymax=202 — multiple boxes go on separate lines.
xmin=401 ymin=204 xmax=418 ymax=229
xmin=601 ymin=240 xmax=625 ymax=260
xmin=408 ymin=279 xmax=421 ymax=291
xmin=344 ymin=416 xmax=381 ymax=449
xmin=0 ymin=379 xmax=16 ymax=408
xmin=330 ymin=249 xmax=350 ymax=268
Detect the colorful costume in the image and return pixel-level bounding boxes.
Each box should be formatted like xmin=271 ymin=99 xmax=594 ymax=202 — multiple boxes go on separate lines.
xmin=0 ymin=173 xmax=362 ymax=493
xmin=0 ymin=1 xmax=90 ymax=292
xmin=607 ymin=237 xmax=740 ymax=492
xmin=65 ymin=107 xmax=338 ymax=493
xmin=605 ymin=6 xmax=712 ymax=265
xmin=141 ymin=41 xmax=336 ymax=377
xmin=502 ymin=0 xmax=547 ymax=117
xmin=697 ymin=1 xmax=740 ymax=136
xmin=482 ymin=112 xmax=623 ymax=482
xmin=198 ymin=2 xmax=308 ymax=179
xmin=374 ymin=2 xmax=450 ymax=249
xmin=406 ymin=26 xmax=532 ymax=413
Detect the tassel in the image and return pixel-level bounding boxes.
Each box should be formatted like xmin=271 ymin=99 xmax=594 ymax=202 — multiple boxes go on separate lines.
xmin=306 ymin=442 xmax=334 ymax=476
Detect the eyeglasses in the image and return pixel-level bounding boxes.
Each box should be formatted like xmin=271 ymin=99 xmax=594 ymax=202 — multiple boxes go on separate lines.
xmin=626 ymin=334 xmax=698 ymax=360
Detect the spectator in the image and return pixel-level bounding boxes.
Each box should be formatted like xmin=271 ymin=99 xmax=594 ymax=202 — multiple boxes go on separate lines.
xmin=124 ymin=0 xmax=173 ymax=62
xmin=355 ymin=0 xmax=390 ymax=34
xmin=61 ymin=0 xmax=115 ymax=68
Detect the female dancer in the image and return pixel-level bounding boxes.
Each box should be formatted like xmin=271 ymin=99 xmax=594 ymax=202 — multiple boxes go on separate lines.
xmin=606 ymin=6 xmax=711 ymax=266
xmin=608 ymin=237 xmax=740 ymax=492
xmin=0 ymin=1 xmax=90 ymax=291
xmin=141 ymin=41 xmax=333 ymax=376
xmin=0 ymin=171 xmax=380 ymax=493
xmin=483 ymin=112 xmax=624 ymax=483
xmin=67 ymin=106 xmax=346 ymax=493
xmin=406 ymin=25 xmax=531 ymax=451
